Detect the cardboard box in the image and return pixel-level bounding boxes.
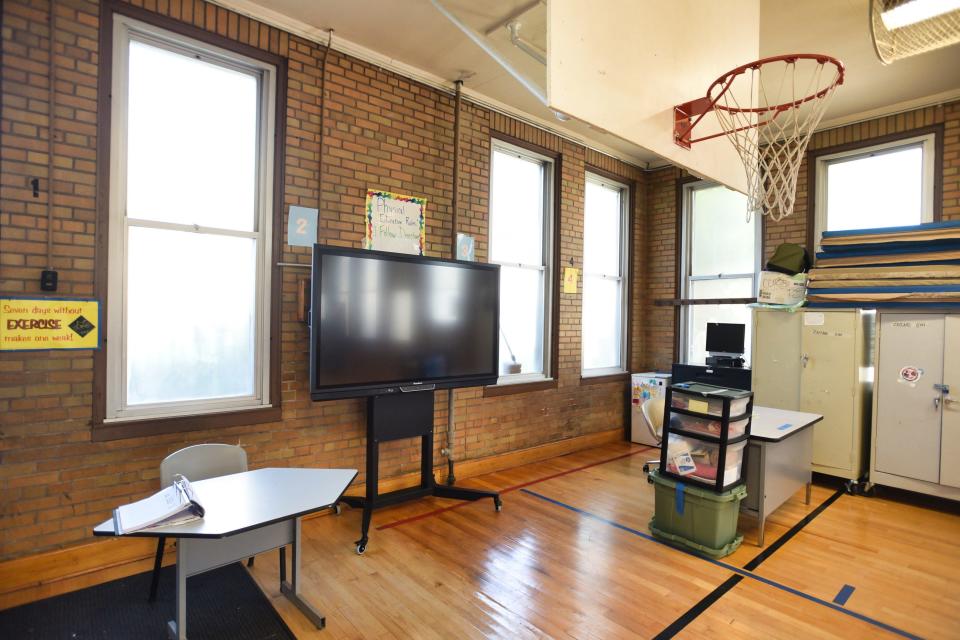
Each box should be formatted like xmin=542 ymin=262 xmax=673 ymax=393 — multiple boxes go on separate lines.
xmin=757 ymin=271 xmax=807 ymax=305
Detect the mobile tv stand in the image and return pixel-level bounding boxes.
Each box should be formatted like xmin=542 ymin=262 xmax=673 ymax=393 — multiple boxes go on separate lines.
xmin=337 ymin=389 xmax=501 ymax=554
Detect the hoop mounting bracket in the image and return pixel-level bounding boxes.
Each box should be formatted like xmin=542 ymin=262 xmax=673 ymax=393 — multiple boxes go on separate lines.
xmin=674 ymin=96 xmax=715 ymax=149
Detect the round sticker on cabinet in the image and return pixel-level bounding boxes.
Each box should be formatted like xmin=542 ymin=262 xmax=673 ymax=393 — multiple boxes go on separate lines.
xmin=899 ymin=366 xmax=922 ymax=383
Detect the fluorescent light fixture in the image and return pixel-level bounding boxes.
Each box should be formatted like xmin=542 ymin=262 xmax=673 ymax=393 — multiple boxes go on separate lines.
xmin=880 ymin=0 xmax=960 ymax=30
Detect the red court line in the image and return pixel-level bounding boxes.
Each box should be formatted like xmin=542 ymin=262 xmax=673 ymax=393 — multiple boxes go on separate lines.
xmin=375 ymin=446 xmax=654 ymax=531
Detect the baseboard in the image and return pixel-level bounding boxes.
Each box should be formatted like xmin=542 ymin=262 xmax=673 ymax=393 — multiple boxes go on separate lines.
xmin=0 ymin=427 xmax=622 ymax=610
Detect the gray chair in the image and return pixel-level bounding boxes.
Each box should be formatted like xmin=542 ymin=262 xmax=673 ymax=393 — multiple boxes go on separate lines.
xmin=641 ymin=397 xmax=665 ymax=473
xmin=149 ymin=443 xmax=251 ymax=602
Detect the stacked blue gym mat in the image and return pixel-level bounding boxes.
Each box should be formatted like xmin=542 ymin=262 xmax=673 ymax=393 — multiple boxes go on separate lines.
xmin=807 ymin=220 xmax=960 ymax=308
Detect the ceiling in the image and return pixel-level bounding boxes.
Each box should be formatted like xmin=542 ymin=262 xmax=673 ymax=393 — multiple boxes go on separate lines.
xmin=216 ymin=0 xmax=960 ymax=169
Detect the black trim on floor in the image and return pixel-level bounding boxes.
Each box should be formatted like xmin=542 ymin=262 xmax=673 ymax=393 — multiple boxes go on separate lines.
xmin=653 ymin=486 xmax=845 ymax=639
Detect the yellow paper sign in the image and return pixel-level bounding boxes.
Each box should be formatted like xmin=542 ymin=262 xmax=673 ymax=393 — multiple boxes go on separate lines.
xmin=1 ymin=298 xmax=100 ymax=350
xmin=688 ymin=399 xmax=709 ymax=414
xmin=563 ymin=267 xmax=579 ymax=294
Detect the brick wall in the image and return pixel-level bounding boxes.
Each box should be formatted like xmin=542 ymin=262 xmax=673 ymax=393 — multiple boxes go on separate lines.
xmin=640 ymin=101 xmax=960 ymax=369
xmin=0 ymin=0 xmax=647 ymax=560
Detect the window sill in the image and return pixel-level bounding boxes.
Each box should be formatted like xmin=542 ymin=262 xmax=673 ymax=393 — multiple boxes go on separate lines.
xmin=91 ymin=405 xmax=282 ymax=441
xmin=483 ymin=378 xmax=558 ymax=398
xmin=580 ymin=372 xmax=630 ymax=385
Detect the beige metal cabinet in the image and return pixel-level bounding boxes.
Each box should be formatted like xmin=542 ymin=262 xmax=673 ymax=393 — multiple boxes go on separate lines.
xmin=751 ymin=309 xmax=801 ymax=410
xmin=870 ymin=313 xmax=960 ymax=500
xmin=752 ymin=308 xmax=873 ymax=481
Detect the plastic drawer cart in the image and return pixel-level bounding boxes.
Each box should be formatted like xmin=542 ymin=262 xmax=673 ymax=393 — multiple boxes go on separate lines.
xmin=659 ymin=383 xmax=754 ymax=491
xmin=648 ymin=470 xmax=747 ymax=558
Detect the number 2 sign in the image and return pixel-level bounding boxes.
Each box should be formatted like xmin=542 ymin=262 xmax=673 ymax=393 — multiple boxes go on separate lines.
xmin=288 ymin=206 xmax=318 ymax=247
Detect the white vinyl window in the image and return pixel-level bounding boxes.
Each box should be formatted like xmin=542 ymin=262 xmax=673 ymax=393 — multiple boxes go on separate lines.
xmin=106 ymin=16 xmax=276 ymax=421
xmin=814 ymin=134 xmax=936 ymax=250
xmin=582 ymin=174 xmax=628 ymax=376
xmin=489 ymin=140 xmax=554 ymax=383
xmin=680 ymin=182 xmax=760 ymax=366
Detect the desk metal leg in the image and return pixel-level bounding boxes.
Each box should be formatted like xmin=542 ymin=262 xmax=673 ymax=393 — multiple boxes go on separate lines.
xmin=167 ymin=542 xmax=188 ymax=640
xmin=279 ymin=517 xmax=325 ymax=630
xmin=757 ymin=515 xmax=765 ymax=547
xmin=805 ymin=481 xmax=812 ymax=505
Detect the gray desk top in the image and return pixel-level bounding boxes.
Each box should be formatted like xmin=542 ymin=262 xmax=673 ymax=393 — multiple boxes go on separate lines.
xmin=750 ymin=406 xmax=823 ymax=442
xmin=94 ymin=468 xmax=357 ymax=539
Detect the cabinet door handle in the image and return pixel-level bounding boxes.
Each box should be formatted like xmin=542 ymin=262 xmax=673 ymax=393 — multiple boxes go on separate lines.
xmin=945 ymin=396 xmax=958 ymax=406
xmin=800 ymin=354 xmax=809 ymax=368
xmin=935 ymin=396 xmax=941 ymax=410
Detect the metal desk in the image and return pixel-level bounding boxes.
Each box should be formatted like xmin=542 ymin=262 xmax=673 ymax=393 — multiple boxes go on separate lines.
xmin=742 ymin=407 xmax=823 ymax=546
xmin=94 ymin=467 xmax=357 ymax=640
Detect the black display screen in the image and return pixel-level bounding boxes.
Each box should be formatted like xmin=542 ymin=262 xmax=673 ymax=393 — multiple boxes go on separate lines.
xmin=705 ymin=322 xmax=746 ymax=355
xmin=310 ymin=246 xmax=499 ymax=399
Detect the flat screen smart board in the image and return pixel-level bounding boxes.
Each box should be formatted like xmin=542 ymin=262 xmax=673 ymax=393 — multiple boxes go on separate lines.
xmin=309 ymin=246 xmax=499 ymax=400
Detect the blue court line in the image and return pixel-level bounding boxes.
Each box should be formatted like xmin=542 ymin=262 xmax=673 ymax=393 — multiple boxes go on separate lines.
xmin=834 ymin=584 xmax=856 ymax=606
xmin=519 ymin=488 xmax=923 ymax=640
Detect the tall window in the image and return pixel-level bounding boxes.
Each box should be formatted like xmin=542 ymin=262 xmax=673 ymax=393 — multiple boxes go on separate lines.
xmin=680 ymin=182 xmax=759 ymax=366
xmin=106 ymin=16 xmax=276 ymax=421
xmin=489 ymin=140 xmax=554 ymax=383
xmin=582 ymin=174 xmax=628 ymax=375
xmin=813 ymin=133 xmax=936 ymax=249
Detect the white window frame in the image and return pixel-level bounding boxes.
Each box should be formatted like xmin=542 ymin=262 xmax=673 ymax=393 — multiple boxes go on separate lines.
xmin=105 ymin=15 xmax=276 ymax=422
xmin=813 ymin=133 xmax=936 ymax=251
xmin=489 ymin=139 xmax=555 ymax=385
xmin=679 ymin=180 xmax=761 ymax=364
xmin=581 ymin=173 xmax=629 ymax=377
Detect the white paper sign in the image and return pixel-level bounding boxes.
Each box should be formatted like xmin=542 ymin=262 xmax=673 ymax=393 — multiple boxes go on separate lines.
xmin=804 ymin=312 xmax=825 ymax=326
xmin=364 ymin=189 xmax=426 ymax=255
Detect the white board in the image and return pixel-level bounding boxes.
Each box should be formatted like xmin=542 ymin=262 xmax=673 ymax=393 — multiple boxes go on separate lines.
xmin=547 ymin=0 xmax=760 ymax=192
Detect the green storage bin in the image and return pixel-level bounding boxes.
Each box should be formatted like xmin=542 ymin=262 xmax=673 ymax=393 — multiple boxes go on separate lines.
xmin=648 ymin=470 xmax=746 ymax=558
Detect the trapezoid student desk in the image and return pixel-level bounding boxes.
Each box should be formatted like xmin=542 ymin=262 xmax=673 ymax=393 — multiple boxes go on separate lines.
xmin=94 ymin=467 xmax=357 ymax=640
xmin=742 ymin=406 xmax=823 ymax=546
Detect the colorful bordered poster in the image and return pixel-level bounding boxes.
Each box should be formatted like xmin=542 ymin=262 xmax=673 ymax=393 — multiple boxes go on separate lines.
xmin=364 ymin=189 xmax=426 ymax=255
xmin=1 ymin=298 xmax=100 ymax=351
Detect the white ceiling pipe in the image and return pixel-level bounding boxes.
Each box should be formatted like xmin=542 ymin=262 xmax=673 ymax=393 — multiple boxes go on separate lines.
xmin=483 ymin=0 xmax=544 ymax=36
xmin=429 ymin=0 xmax=548 ymax=105
xmin=507 ymin=21 xmax=546 ymax=65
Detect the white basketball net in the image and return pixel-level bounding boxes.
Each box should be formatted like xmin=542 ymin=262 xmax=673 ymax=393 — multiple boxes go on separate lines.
xmin=871 ymin=0 xmax=960 ymax=64
xmin=709 ymin=56 xmax=843 ymax=222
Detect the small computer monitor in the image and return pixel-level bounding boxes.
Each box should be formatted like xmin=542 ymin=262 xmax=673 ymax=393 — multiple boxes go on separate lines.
xmin=706 ymin=322 xmax=745 ymax=356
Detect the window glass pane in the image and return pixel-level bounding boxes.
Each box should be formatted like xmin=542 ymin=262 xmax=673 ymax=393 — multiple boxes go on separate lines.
xmin=826 ymin=146 xmax=923 ymax=232
xmin=689 ymin=277 xmax=753 ymax=300
xmin=687 ymin=303 xmax=753 ymax=367
xmin=126 ymin=226 xmax=257 ymax=405
xmin=498 ymin=266 xmax=544 ymax=376
xmin=490 ymin=149 xmax=545 ymax=265
xmin=690 ymin=186 xmax=755 ymax=276
xmin=126 ymin=40 xmax=258 ymax=231
xmin=584 ymin=181 xmax=622 ymax=276
xmin=582 ymin=275 xmax=622 ymax=370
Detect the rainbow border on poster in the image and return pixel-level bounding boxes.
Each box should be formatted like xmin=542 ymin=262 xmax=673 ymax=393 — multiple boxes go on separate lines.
xmin=364 ymin=189 xmax=427 ymax=255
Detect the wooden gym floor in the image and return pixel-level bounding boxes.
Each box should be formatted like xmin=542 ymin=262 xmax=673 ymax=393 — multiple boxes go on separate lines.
xmin=245 ymin=442 xmax=960 ymax=639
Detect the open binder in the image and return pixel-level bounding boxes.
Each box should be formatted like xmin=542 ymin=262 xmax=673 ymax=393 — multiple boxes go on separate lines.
xmin=112 ymin=474 xmax=205 ymax=535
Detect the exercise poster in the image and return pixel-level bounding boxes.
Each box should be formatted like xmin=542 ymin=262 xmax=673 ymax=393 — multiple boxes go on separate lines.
xmin=364 ymin=189 xmax=426 ymax=256
xmin=1 ymin=298 xmax=100 ymax=351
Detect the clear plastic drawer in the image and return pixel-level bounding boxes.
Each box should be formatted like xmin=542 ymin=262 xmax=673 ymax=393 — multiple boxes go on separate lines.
xmin=670 ymin=389 xmax=750 ymax=417
xmin=663 ymin=434 xmax=746 ymax=488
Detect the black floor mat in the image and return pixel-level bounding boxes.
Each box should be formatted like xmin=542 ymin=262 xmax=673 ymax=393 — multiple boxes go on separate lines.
xmin=0 ymin=562 xmax=297 ymax=639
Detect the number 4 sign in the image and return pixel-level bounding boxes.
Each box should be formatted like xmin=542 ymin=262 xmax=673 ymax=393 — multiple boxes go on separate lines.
xmin=288 ymin=206 xmax=318 ymax=247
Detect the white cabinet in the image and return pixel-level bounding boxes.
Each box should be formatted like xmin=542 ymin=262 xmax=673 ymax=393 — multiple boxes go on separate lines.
xmin=752 ymin=308 xmax=873 ymax=481
xmin=870 ymin=313 xmax=960 ymax=500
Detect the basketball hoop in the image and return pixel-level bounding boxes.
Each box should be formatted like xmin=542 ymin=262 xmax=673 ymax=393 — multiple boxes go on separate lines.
xmin=674 ymin=54 xmax=845 ymax=222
